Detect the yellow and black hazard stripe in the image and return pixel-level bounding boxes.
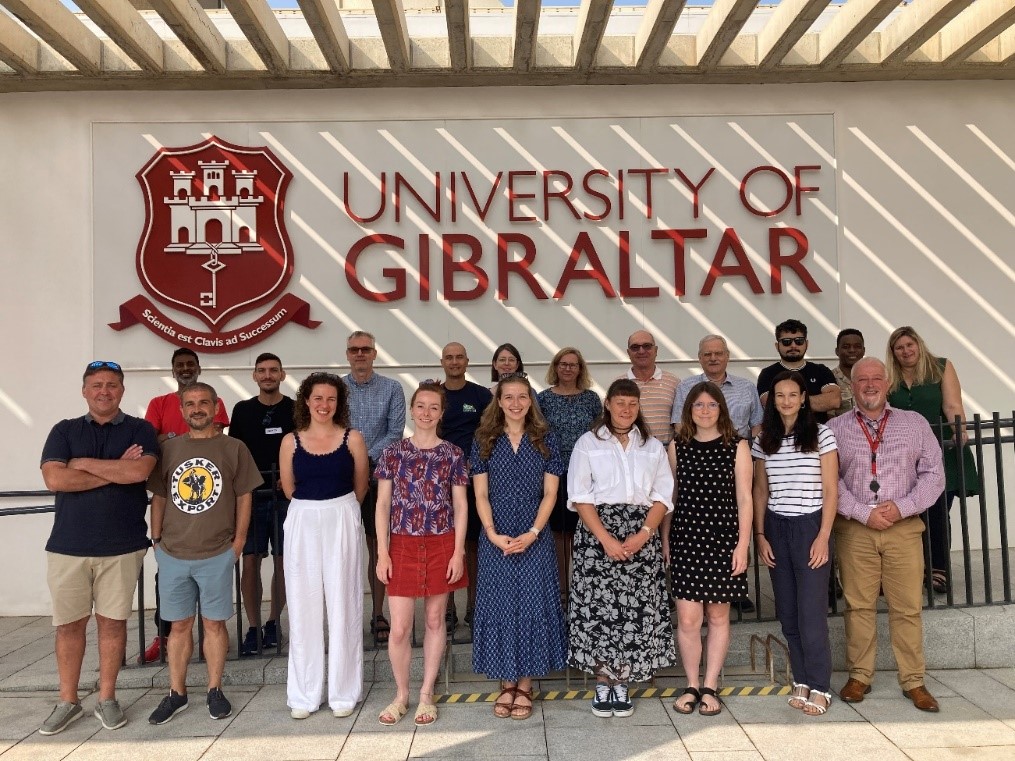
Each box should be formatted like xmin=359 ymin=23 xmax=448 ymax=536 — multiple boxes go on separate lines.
xmin=435 ymin=684 xmax=792 ymax=703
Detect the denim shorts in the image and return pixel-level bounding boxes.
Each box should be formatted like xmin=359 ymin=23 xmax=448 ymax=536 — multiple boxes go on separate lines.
xmin=155 ymin=545 xmax=236 ymax=622
xmin=243 ymin=491 xmax=289 ymax=556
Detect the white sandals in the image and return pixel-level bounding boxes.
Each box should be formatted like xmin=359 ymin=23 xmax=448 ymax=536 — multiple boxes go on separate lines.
xmin=803 ymin=689 xmax=832 ymax=716
xmin=788 ymin=683 xmax=810 ymax=709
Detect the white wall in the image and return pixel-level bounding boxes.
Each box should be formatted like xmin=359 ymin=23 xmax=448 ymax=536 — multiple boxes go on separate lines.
xmin=1 ymin=82 xmax=1012 ymax=615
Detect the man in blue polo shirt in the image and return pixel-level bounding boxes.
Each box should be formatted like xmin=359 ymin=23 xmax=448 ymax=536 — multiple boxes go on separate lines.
xmin=39 ymin=361 xmax=158 ymax=735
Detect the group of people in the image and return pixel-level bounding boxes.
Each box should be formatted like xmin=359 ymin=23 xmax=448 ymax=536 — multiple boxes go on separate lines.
xmin=36 ymin=318 xmax=975 ymax=735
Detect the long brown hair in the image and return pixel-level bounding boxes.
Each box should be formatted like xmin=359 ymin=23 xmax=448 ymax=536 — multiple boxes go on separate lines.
xmin=293 ymin=373 xmax=350 ymax=431
xmin=886 ymin=325 xmax=942 ymax=392
xmin=675 ymin=381 xmax=738 ymax=446
xmin=474 ymin=375 xmax=551 ymax=460
xmin=591 ymin=379 xmax=651 ymax=445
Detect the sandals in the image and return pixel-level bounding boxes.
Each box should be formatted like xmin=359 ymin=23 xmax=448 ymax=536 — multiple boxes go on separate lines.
xmin=931 ymin=570 xmax=949 ymax=594
xmin=377 ymin=701 xmax=407 ymax=726
xmin=789 ymin=682 xmax=810 ymax=710
xmin=414 ymin=700 xmax=438 ymax=726
xmin=370 ymin=614 xmax=390 ymax=646
xmin=510 ymin=688 xmax=533 ymax=721
xmin=803 ymin=689 xmax=831 ymax=716
xmin=493 ymin=685 xmax=516 ymax=719
xmin=698 ymin=687 xmax=723 ymax=716
xmin=672 ymin=686 xmax=701 ymax=714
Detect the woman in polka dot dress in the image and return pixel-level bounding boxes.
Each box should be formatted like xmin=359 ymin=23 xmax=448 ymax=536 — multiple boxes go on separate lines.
xmin=663 ymin=381 xmax=753 ymax=717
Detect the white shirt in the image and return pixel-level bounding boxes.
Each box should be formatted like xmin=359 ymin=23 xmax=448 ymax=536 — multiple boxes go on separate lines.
xmin=566 ymin=426 xmax=675 ymax=512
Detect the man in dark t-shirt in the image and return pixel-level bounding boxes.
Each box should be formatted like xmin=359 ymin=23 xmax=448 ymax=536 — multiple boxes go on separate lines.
xmin=229 ymin=352 xmax=294 ymax=656
xmin=756 ymin=318 xmax=841 ymax=424
xmin=39 ymin=361 xmax=158 ymax=736
xmin=439 ymin=342 xmax=493 ymax=633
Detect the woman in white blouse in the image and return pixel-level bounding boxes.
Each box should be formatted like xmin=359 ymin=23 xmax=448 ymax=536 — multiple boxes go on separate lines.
xmin=566 ymin=379 xmax=676 ymax=719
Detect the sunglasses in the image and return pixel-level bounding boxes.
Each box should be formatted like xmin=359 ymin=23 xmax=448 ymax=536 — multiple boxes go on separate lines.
xmin=87 ymin=360 xmax=122 ymax=371
xmin=628 ymin=343 xmax=655 ymax=352
xmin=779 ymin=337 xmax=807 ymax=346
xmin=347 ymin=346 xmax=374 ymax=354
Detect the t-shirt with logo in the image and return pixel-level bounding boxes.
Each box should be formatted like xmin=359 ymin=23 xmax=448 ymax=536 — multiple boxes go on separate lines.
xmin=148 ymin=434 xmax=263 ymax=560
xmin=440 ymin=382 xmax=493 ymax=463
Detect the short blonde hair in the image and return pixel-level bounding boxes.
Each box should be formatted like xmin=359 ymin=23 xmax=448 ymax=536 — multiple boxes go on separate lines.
xmin=544 ymin=347 xmax=593 ymax=390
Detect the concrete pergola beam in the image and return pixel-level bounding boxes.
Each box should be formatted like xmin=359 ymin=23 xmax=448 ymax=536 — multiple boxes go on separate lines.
xmin=938 ymin=0 xmax=1015 ymax=65
xmin=806 ymin=0 xmax=900 ymax=68
xmin=371 ymin=0 xmax=411 ymax=72
xmin=1 ymin=0 xmax=103 ymax=74
xmin=445 ymin=0 xmax=471 ymax=71
xmin=574 ymin=0 xmax=614 ymax=71
xmin=223 ymin=0 xmax=289 ymax=73
xmin=757 ymin=0 xmax=831 ymax=69
xmin=75 ymin=0 xmax=165 ymax=73
xmin=148 ymin=0 xmax=227 ymax=73
xmin=880 ymin=0 xmax=976 ymax=65
xmin=513 ymin=0 xmax=539 ymax=71
xmin=0 ymin=10 xmax=39 ymax=73
xmin=634 ymin=0 xmax=687 ymax=69
xmin=696 ymin=0 xmax=759 ymax=68
xmin=297 ymin=0 xmax=350 ymax=73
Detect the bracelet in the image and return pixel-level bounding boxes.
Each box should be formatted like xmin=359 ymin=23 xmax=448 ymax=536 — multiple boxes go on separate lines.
xmin=528 ymin=525 xmax=540 ymax=538
xmin=754 ymin=532 xmax=764 ymax=537
xmin=641 ymin=525 xmax=653 ymax=536
xmin=483 ymin=524 xmax=494 ymax=533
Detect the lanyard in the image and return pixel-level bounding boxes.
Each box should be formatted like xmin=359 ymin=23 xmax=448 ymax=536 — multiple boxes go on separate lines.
xmin=856 ymin=409 xmax=891 ymax=497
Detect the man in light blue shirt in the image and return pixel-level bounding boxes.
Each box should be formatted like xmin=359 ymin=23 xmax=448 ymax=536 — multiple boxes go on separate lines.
xmin=343 ymin=330 xmax=406 ymax=646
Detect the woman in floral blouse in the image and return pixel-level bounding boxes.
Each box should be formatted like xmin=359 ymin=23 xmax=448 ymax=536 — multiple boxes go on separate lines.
xmin=374 ymin=382 xmax=468 ymax=727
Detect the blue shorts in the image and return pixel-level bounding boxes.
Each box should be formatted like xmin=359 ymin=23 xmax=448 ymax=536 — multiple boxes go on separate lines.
xmin=243 ymin=491 xmax=289 ymax=557
xmin=155 ymin=545 xmax=236 ymax=622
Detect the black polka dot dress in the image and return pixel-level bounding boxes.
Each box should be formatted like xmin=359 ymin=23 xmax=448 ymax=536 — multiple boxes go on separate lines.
xmin=670 ymin=437 xmax=748 ymax=603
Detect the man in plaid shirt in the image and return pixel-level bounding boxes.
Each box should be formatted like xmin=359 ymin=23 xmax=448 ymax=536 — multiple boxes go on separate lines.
xmin=828 ymin=357 xmax=945 ymax=713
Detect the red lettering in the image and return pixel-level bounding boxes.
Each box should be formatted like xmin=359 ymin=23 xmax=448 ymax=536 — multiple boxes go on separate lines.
xmin=442 ymin=234 xmax=488 ymax=301
xmin=394 ymin=172 xmax=440 ymax=223
xmin=794 ymin=165 xmax=821 ymax=216
xmin=700 ymin=228 xmax=764 ymax=295
xmin=554 ymin=233 xmax=617 ymax=299
xmin=497 ymin=233 xmax=549 ymax=301
xmin=542 ymin=170 xmax=580 ymax=222
xmin=740 ymin=166 xmax=793 ymax=218
xmin=507 ymin=170 xmax=537 ymax=223
xmin=627 ymin=168 xmax=668 ymax=220
xmin=582 ymin=169 xmax=612 ymax=221
xmin=651 ymin=228 xmax=707 ymax=296
xmin=461 ymin=171 xmax=503 ymax=222
xmin=617 ymin=170 xmax=625 ymax=221
xmin=769 ymin=228 xmax=820 ymax=293
xmin=448 ymin=172 xmax=457 ymax=224
xmin=618 ymin=231 xmax=658 ymax=298
xmin=345 ymin=234 xmax=406 ymax=302
xmin=418 ymin=233 xmax=431 ymax=301
xmin=342 ymin=172 xmax=386 ymax=224
xmin=674 ymin=168 xmax=715 ymax=219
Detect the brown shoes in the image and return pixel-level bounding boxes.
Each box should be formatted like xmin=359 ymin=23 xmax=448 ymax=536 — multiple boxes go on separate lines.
xmin=839 ymin=678 xmax=872 ymax=703
xmin=903 ymin=685 xmax=940 ymax=712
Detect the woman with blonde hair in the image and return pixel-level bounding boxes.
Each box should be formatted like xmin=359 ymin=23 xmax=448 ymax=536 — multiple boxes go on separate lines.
xmin=886 ymin=326 xmax=979 ymax=594
xmin=536 ymin=347 xmax=602 ymax=599
xmin=471 ymin=374 xmax=566 ymax=720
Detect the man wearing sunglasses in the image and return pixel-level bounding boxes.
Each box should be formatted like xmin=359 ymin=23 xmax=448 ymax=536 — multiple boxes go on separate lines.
xmin=39 ymin=361 xmax=158 ymax=735
xmin=342 ymin=330 xmax=406 ymax=647
xmin=757 ymin=319 xmax=841 ymax=423
xmin=622 ymin=330 xmax=679 ymax=447
xmin=229 ymin=353 xmax=295 ymax=656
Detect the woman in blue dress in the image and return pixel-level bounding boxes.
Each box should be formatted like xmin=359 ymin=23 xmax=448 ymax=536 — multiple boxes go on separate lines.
xmin=471 ymin=373 xmax=566 ymax=721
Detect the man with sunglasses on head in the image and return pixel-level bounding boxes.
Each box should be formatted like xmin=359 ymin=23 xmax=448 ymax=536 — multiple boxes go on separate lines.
xmin=229 ymin=353 xmax=294 ymax=657
xmin=621 ymin=330 xmax=680 ymax=445
xmin=39 ymin=361 xmax=158 ymax=735
xmin=757 ymin=319 xmax=841 ymax=423
xmin=342 ymin=330 xmax=406 ymax=647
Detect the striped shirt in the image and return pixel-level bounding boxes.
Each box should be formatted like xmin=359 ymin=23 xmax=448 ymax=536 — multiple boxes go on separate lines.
xmin=826 ymin=404 xmax=945 ymax=524
xmin=752 ymin=425 xmax=837 ymax=516
xmin=673 ymin=372 xmax=763 ymax=439
xmin=622 ymin=367 xmax=679 ymax=445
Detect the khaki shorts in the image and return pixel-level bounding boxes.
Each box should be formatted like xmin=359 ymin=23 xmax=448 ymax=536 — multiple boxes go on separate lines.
xmin=47 ymin=550 xmax=146 ymax=626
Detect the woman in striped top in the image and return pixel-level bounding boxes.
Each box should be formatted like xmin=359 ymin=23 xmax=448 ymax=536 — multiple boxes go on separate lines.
xmin=752 ymin=371 xmax=838 ymax=716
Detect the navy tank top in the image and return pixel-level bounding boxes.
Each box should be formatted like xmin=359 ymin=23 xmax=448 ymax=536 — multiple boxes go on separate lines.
xmin=292 ymin=429 xmax=355 ymax=500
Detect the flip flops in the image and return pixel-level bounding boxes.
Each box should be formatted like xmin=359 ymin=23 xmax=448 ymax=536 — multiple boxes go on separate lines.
xmin=377 ymin=701 xmax=407 ymax=726
xmin=672 ymin=686 xmax=701 ymax=714
xmin=698 ymin=687 xmax=723 ymax=716
xmin=414 ymin=701 xmax=438 ymax=725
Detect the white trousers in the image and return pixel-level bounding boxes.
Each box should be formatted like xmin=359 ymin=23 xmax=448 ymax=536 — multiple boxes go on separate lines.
xmin=283 ymin=493 xmax=364 ymax=713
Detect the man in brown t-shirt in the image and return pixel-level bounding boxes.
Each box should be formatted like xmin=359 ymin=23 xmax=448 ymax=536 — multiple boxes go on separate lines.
xmin=147 ymin=383 xmax=262 ymax=725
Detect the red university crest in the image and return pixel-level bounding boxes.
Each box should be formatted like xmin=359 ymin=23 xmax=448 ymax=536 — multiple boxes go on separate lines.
xmin=110 ymin=135 xmax=318 ymax=351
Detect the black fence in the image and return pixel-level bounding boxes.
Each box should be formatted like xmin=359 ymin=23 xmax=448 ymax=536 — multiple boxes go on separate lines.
xmin=3 ymin=415 xmax=1014 ymax=666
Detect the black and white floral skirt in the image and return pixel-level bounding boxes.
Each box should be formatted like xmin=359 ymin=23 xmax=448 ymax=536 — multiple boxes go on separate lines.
xmin=567 ymin=503 xmax=675 ymax=682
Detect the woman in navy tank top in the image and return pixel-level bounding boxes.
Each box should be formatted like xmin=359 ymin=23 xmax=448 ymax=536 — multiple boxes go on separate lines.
xmin=278 ymin=373 xmax=369 ymax=719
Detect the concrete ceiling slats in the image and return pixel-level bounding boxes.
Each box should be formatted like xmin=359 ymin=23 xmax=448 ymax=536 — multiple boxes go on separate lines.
xmin=445 ymin=0 xmax=471 ymax=71
xmin=938 ymin=0 xmax=1015 ymax=65
xmin=879 ymin=0 xmax=976 ymax=65
xmin=634 ymin=0 xmax=687 ymax=69
xmin=148 ymin=0 xmax=228 ymax=73
xmin=696 ymin=0 xmax=759 ymax=68
xmin=296 ymin=0 xmax=351 ymax=73
xmin=371 ymin=0 xmax=411 ymax=72
xmin=756 ymin=0 xmax=832 ymax=69
xmin=808 ymin=0 xmax=901 ymax=68
xmin=0 ymin=10 xmax=39 ymax=73
xmin=75 ymin=0 xmax=166 ymax=73
xmin=223 ymin=0 xmax=290 ymax=73
xmin=573 ymin=0 xmax=614 ymax=71
xmin=1 ymin=0 xmax=103 ymax=74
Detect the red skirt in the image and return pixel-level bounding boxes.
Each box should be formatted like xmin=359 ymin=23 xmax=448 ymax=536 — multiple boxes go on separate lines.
xmin=387 ymin=532 xmax=468 ymax=598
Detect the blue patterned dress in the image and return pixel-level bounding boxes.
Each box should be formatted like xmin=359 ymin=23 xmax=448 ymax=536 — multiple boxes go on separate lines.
xmin=470 ymin=433 xmax=567 ymax=680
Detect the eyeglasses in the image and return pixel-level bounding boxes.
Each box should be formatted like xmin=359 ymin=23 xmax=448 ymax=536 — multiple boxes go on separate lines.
xmin=347 ymin=346 xmax=374 ymax=354
xmin=779 ymin=337 xmax=807 ymax=347
xmin=87 ymin=360 xmax=122 ymax=371
xmin=628 ymin=343 xmax=655 ymax=352
xmin=692 ymin=401 xmax=720 ymax=410
xmin=556 ymin=362 xmax=579 ymax=370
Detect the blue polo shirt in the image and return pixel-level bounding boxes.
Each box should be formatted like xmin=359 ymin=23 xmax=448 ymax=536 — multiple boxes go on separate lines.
xmin=41 ymin=412 xmax=158 ymax=557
